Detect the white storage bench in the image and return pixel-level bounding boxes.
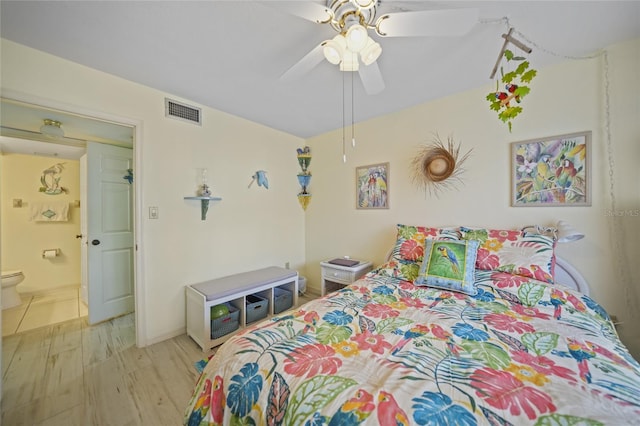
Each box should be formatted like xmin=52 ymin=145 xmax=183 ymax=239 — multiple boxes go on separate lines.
xmin=186 ymin=266 xmax=298 ymax=351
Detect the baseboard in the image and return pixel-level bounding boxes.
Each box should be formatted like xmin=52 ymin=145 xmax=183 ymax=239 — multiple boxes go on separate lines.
xmin=304 ymin=289 xmax=321 ymax=298
xmin=144 ymin=326 xmax=187 ymax=347
xmin=19 ymin=283 xmax=81 ymax=298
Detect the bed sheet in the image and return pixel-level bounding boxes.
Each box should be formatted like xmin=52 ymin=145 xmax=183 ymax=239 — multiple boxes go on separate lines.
xmin=184 ymin=266 xmax=640 ymax=425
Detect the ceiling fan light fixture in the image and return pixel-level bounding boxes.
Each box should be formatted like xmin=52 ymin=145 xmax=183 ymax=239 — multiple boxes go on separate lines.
xmin=40 ymin=119 xmax=64 ymax=138
xmin=352 ymin=0 xmax=376 ymax=10
xmin=360 ymin=37 xmax=381 ymax=65
xmin=339 ymin=51 xmax=359 ymax=71
xmin=323 ymin=34 xmax=346 ymax=64
xmin=345 ymin=24 xmax=368 ymax=52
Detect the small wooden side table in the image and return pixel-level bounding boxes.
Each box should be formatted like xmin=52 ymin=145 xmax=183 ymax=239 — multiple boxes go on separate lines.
xmin=320 ymin=259 xmax=373 ymax=296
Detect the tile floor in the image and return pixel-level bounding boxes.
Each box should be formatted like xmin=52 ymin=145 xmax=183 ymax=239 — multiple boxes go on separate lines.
xmin=2 ymin=286 xmax=87 ymax=337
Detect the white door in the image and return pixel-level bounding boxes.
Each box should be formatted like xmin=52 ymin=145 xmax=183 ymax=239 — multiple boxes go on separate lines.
xmin=80 ymin=155 xmax=88 ymax=304
xmin=86 ymin=141 xmax=134 ymax=324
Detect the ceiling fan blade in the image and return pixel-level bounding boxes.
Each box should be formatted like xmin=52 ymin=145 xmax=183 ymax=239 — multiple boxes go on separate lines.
xmin=358 ymin=61 xmax=385 ymax=95
xmin=264 ymin=1 xmax=333 ymax=24
xmin=376 ymin=8 xmax=479 ymax=37
xmin=280 ymin=43 xmax=326 ymax=81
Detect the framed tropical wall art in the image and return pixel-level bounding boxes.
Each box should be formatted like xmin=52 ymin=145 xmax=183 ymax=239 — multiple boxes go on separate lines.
xmin=511 ymin=131 xmax=591 ymax=207
xmin=356 ymin=162 xmax=389 ymax=209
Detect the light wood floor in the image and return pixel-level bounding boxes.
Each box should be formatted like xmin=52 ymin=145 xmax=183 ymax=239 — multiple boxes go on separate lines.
xmin=2 ymin=313 xmax=210 ymax=426
xmin=1 ymin=293 xmax=316 ymax=425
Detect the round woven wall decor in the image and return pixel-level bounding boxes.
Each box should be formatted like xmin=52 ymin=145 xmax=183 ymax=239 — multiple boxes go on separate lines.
xmin=411 ymin=134 xmax=472 ymax=196
xmin=423 ymin=150 xmax=455 ymax=182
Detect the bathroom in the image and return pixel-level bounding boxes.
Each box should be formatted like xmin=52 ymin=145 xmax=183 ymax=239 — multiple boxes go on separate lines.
xmin=1 ymin=148 xmax=86 ymax=336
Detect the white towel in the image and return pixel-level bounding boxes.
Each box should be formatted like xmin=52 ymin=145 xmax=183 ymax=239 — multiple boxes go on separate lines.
xmin=29 ymin=201 xmax=70 ymax=222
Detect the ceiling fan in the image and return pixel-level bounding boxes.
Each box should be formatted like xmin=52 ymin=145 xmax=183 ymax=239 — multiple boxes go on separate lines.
xmin=276 ymin=0 xmax=479 ymax=94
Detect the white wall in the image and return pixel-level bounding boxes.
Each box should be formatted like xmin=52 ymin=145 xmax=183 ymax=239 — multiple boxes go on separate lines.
xmin=1 ymin=39 xmax=306 ymax=344
xmin=0 ymin=154 xmax=81 ymax=294
xmin=305 ymin=38 xmax=640 ymax=358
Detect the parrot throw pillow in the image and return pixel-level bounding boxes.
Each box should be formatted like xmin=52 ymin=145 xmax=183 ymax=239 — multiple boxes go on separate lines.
xmin=415 ymin=239 xmax=479 ymax=295
xmin=386 ymin=224 xmax=461 ymax=282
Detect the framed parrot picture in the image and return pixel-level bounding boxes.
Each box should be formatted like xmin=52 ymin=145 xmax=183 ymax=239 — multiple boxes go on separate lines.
xmin=511 ymin=131 xmax=591 ymax=207
xmin=356 ymin=162 xmax=389 ymax=209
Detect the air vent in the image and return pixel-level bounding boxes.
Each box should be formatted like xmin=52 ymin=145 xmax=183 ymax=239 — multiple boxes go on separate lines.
xmin=165 ymin=98 xmax=201 ymax=125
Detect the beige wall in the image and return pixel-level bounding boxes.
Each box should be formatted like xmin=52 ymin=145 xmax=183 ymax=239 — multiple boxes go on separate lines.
xmin=1 ymin=39 xmax=306 ymax=344
xmin=0 ymin=154 xmax=81 ymax=293
xmin=305 ymin=37 xmax=640 ymax=358
xmin=1 ymin=37 xmax=638 ymax=358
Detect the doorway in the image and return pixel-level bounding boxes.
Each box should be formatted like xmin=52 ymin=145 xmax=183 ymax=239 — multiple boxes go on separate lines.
xmin=0 ymin=149 xmax=86 ymax=336
xmin=0 ymin=95 xmax=144 ymax=345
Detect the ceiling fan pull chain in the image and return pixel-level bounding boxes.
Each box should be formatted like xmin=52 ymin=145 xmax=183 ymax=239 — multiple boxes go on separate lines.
xmin=342 ymin=71 xmax=347 ymax=163
xmin=351 ymin=69 xmax=356 ymax=148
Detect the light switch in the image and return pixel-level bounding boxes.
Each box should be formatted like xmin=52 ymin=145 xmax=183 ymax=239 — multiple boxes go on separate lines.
xmin=149 ymin=206 xmax=159 ymax=219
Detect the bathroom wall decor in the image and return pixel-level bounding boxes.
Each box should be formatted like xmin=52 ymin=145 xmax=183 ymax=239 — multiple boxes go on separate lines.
xmin=39 ymin=162 xmax=69 ymax=194
xmin=296 ymin=146 xmax=311 ymax=210
xmin=29 ymin=201 xmax=70 ymax=222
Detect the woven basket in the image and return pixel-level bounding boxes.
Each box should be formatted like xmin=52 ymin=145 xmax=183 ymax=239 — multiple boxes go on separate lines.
xmin=422 ymin=149 xmax=455 ymax=182
xmin=211 ymin=304 xmax=240 ymax=339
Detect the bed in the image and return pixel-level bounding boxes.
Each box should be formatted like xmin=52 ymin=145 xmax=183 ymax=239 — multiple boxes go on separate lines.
xmin=184 ymin=224 xmax=640 ymax=425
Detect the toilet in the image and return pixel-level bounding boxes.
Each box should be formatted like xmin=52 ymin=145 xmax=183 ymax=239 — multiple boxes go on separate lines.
xmin=1 ymin=270 xmax=25 ymax=310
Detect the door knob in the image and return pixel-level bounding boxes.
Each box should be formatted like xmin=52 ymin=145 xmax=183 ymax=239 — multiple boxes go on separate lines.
xmin=76 ymin=234 xmax=83 ymax=239
xmin=92 ymin=239 xmax=101 ymax=246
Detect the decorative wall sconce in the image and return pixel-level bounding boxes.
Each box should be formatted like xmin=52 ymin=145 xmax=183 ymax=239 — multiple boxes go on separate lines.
xmin=297 ymin=146 xmax=312 ymax=210
xmin=184 ymin=168 xmax=222 ymax=220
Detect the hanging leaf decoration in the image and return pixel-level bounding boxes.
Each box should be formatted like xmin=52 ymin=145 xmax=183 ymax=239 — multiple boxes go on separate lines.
xmin=486 ymin=49 xmax=537 ymax=132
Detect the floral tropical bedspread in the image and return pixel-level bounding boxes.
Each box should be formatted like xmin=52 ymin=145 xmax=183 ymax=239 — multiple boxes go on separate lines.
xmin=184 ymin=267 xmax=640 ymax=425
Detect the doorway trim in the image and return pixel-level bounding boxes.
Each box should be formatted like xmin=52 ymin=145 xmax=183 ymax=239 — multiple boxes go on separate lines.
xmin=1 ymin=89 xmax=147 ymax=347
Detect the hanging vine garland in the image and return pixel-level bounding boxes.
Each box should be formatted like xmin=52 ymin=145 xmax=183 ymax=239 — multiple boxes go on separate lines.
xmin=411 ymin=134 xmax=473 ymax=197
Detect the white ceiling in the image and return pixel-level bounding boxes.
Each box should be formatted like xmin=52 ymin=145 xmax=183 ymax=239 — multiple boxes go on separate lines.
xmin=0 ymin=98 xmax=134 ymax=159
xmin=1 ymin=1 xmax=639 ymax=142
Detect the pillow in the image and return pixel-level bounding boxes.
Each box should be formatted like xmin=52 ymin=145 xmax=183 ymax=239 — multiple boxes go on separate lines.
xmin=415 ymin=239 xmax=479 ymax=295
xmin=460 ymin=226 xmax=556 ymax=284
xmin=389 ymin=224 xmax=460 ymax=282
